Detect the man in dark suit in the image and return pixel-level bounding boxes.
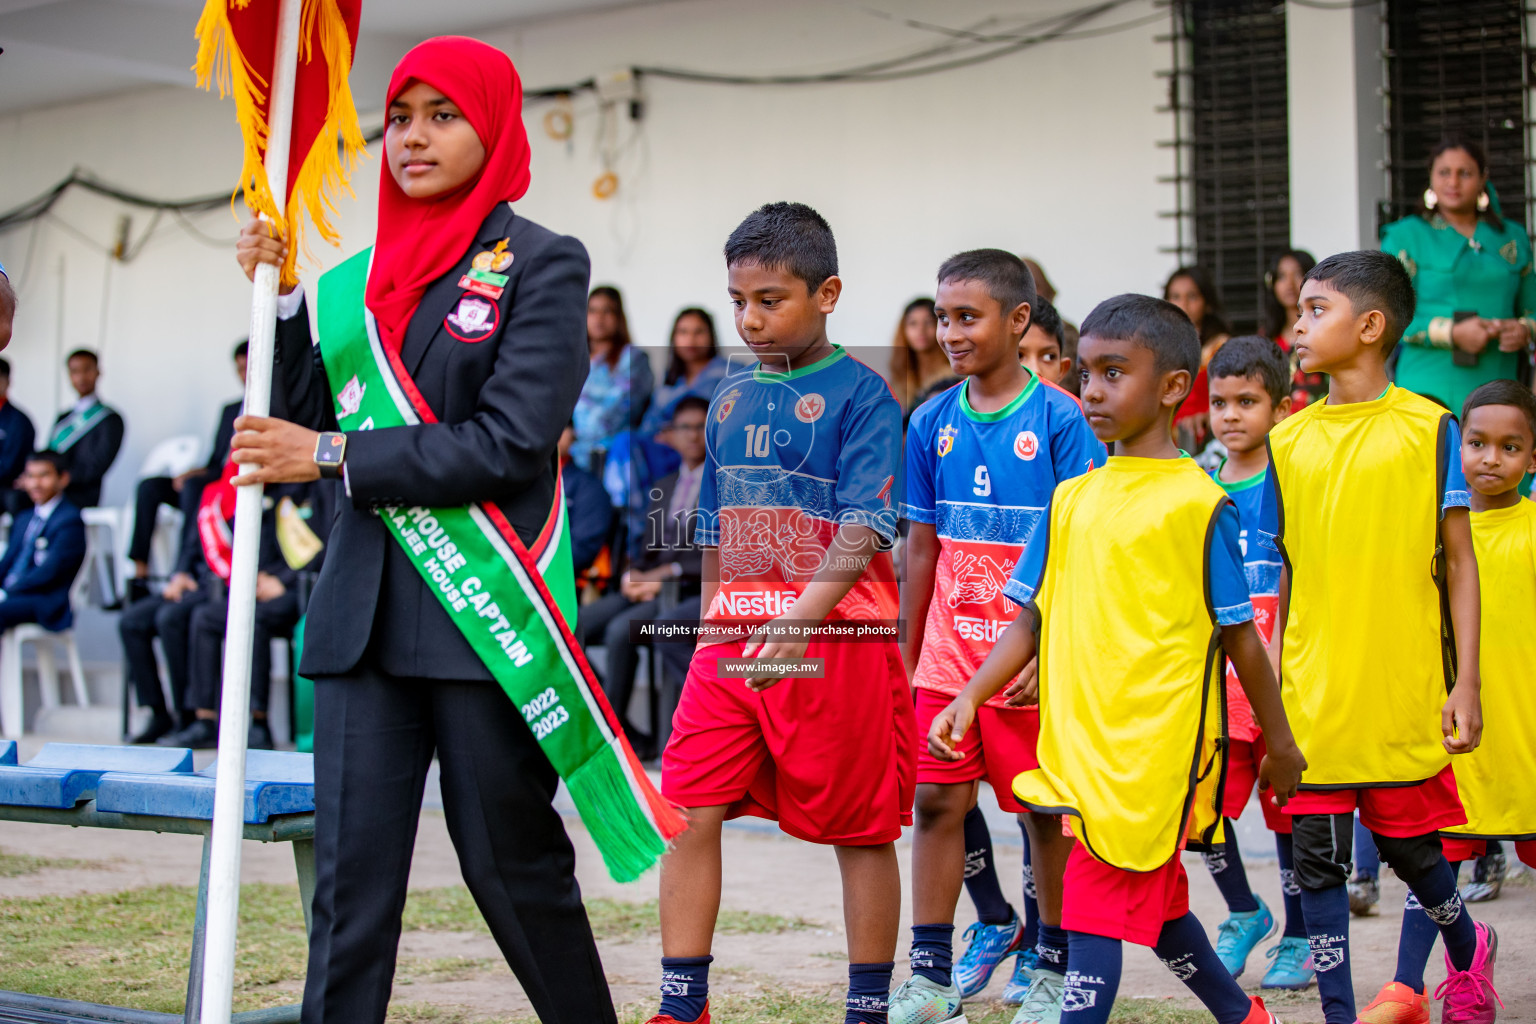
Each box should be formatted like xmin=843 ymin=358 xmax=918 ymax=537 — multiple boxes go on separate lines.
xmin=558 ymin=420 xmax=613 ymax=575
xmin=50 ymin=349 xmax=124 ymax=508
xmin=0 ymin=451 xmax=86 ymax=632
xmin=125 ymin=341 xmax=247 ymax=597
xmin=234 ymin=196 xmax=608 ymax=1022
xmin=165 ymin=479 xmax=334 ymax=750
xmin=577 ymin=395 xmax=706 ymax=754
xmin=0 ymin=359 xmax=36 ymax=516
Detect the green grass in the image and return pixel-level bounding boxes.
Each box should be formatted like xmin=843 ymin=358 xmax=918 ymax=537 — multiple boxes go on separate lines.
xmin=402 ymin=888 xmax=812 ymax=940
xmin=0 ymin=847 xmax=92 ymax=877
xmin=0 ymin=881 xmax=812 ymax=1014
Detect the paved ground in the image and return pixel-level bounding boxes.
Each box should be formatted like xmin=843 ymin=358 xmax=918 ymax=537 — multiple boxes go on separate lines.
xmin=2 ymin=798 xmax=1531 ymax=1022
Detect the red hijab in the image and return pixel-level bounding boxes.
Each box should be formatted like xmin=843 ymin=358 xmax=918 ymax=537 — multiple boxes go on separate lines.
xmin=366 ymin=37 xmax=532 ymax=354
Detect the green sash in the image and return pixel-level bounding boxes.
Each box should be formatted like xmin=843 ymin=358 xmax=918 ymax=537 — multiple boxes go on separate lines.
xmin=51 ymin=401 xmax=109 ymax=453
xmin=313 ymin=248 xmax=683 ymax=882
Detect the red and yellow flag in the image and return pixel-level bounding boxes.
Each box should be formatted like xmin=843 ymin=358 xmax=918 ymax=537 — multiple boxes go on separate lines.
xmin=194 ymin=0 xmax=366 ymax=285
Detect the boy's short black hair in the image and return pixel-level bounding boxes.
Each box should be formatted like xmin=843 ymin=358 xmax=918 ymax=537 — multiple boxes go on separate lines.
xmin=724 ymin=202 xmax=838 ymax=294
xmin=1462 ymin=379 xmax=1536 ymax=443
xmin=234 ymin=339 xmax=249 ymax=360
xmin=1028 ymin=296 xmax=1065 ymax=348
xmin=1079 ymin=293 xmax=1200 ymax=378
xmin=671 ymin=395 xmax=711 ymax=422
xmin=65 ymin=348 xmax=98 ymax=366
xmin=1208 ymin=335 xmax=1290 ymax=406
xmin=936 ymin=249 xmax=1038 ymax=320
xmin=0 ymin=357 xmax=11 ymax=379
xmin=26 ymin=449 xmax=68 ymax=475
xmin=1304 ymin=250 xmax=1416 ymax=354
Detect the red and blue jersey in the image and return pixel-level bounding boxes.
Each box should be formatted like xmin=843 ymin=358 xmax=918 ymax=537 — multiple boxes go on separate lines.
xmin=1213 ymin=462 xmax=1281 ymax=741
xmin=902 ymin=372 xmax=1104 ymax=703
xmin=695 ymin=346 xmax=901 ymax=636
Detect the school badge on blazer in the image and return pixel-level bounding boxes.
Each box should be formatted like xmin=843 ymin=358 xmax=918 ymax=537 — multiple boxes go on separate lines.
xmin=445 ymin=294 xmax=500 ymax=342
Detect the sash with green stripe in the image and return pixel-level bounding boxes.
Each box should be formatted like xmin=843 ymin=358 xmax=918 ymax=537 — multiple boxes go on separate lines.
xmin=312 ymin=248 xmax=684 ymax=882
xmin=51 ymin=401 xmax=109 ymax=453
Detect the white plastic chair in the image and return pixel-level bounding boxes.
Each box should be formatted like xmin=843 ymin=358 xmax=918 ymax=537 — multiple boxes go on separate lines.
xmin=0 ymin=519 xmax=99 ymax=738
xmin=114 ymin=434 xmax=205 ymax=595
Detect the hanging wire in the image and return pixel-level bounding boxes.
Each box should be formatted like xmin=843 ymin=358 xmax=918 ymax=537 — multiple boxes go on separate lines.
xmin=0 ymin=0 xmax=1164 ymax=236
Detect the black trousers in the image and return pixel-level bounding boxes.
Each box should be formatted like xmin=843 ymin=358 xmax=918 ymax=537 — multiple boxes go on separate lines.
xmin=186 ymin=591 xmax=300 ymax=713
xmin=119 ymin=591 xmax=208 ymax=717
xmin=127 ymin=473 xmax=210 ymax=565
xmin=577 ymin=591 xmax=659 ymax=731
xmin=301 ymin=666 xmax=615 ymax=1024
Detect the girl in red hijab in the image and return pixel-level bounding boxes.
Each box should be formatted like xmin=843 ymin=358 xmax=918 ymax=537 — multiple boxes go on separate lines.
xmin=235 ymin=38 xmax=615 ymax=1024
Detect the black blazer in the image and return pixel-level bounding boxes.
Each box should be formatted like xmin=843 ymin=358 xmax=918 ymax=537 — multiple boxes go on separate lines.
xmin=0 ymin=499 xmax=86 ymax=629
xmin=272 ymin=204 xmax=591 ymax=680
xmin=635 ymin=468 xmax=704 ymax=587
xmin=52 ymin=403 xmax=124 ymax=508
xmin=205 ymin=400 xmax=241 ymax=476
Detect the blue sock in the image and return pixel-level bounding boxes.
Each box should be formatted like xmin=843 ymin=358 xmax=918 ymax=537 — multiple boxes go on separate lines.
xmin=845 ymin=961 xmax=893 ymax=1023
xmin=1061 ymin=931 xmax=1122 ymax=1024
xmin=909 ymin=923 xmax=954 ymax=986
xmin=1299 ymin=884 xmax=1355 ymax=1023
xmin=1394 ymin=860 xmax=1464 ymax=991
xmin=1037 ymin=921 xmax=1069 ymax=976
xmin=1020 ymin=817 xmax=1041 ymax=949
xmin=961 ymin=804 xmax=1014 ymax=926
xmin=1275 ymin=832 xmax=1307 ymax=939
xmin=659 ymin=955 xmax=711 ymax=1022
xmin=1204 ymin=819 xmax=1261 ymax=914
xmin=1154 ymin=912 xmax=1253 ymax=1024
xmin=1404 ymin=856 xmax=1476 ymax=972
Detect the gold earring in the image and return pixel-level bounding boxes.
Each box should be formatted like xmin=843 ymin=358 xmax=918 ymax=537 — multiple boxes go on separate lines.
xmin=1477 ymin=191 xmax=1490 ymax=212
xmin=1423 ymin=188 xmax=1438 ymax=210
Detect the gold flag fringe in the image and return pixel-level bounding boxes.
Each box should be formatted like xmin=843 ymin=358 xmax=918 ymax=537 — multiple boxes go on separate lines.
xmin=194 ymin=0 xmax=365 ymax=286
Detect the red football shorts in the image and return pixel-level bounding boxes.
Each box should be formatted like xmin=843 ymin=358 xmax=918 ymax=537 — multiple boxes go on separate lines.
xmin=1222 ymin=736 xmax=1291 ymax=833
xmin=914 ymin=687 xmax=1039 ymax=813
xmin=661 ymin=638 xmax=916 ymax=845
xmin=1060 ymin=844 xmax=1190 ymax=946
xmin=1439 ymin=837 xmax=1536 ymax=866
xmin=1284 ymin=764 xmax=1466 ymax=837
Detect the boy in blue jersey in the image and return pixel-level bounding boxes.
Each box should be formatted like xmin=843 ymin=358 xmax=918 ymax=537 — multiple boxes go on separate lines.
xmin=652 ymin=203 xmax=914 ymax=1024
xmin=893 ymin=250 xmax=1103 ymax=1024
xmin=930 ymin=294 xmax=1306 ymax=1024
xmin=1202 ymin=337 xmax=1313 ymax=990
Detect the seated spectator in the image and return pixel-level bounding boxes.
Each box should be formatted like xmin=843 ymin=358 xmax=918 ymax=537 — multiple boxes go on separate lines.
xmin=121 ymin=477 xmax=214 ymax=743
xmin=577 ymin=395 xmax=707 ymax=756
xmin=125 ymin=341 xmax=247 ymax=600
xmin=0 ymin=451 xmax=86 ymax=632
xmin=571 ymin=285 xmax=654 ymax=472
xmin=639 ymin=307 xmax=728 ymax=437
xmin=0 ymin=359 xmax=37 ymax=516
xmin=49 ymin=349 xmax=124 ymax=508
xmin=890 ymin=297 xmax=950 ymax=413
xmin=0 ymin=263 xmax=13 ymax=351
xmin=559 ymin=421 xmax=613 ymax=576
xmin=165 ymin=479 xmax=333 ymax=750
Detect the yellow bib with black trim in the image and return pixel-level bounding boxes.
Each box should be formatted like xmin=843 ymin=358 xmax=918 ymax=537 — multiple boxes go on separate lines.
xmin=1446 ymin=500 xmax=1536 ymax=840
xmin=1013 ymin=456 xmax=1228 ymax=871
xmin=1268 ymin=386 xmax=1453 ymax=788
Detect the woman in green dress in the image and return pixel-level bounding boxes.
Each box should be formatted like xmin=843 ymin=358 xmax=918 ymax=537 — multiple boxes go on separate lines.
xmin=1382 ymin=137 xmax=1536 ymax=415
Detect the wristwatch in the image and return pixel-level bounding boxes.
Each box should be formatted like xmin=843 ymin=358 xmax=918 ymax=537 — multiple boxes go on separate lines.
xmin=313 ymin=431 xmax=347 ymax=479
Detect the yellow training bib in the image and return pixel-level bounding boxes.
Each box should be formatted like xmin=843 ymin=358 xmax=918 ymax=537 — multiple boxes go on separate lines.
xmin=1014 ymin=457 xmax=1228 ymax=871
xmin=1269 ymin=386 xmax=1454 ymax=788
xmin=1446 ymin=500 xmax=1536 ymax=839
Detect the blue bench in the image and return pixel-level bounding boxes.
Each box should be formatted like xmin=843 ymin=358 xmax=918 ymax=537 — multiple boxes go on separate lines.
xmin=0 ymin=743 xmax=193 ymax=810
xmin=0 ymin=743 xmax=315 ymax=1024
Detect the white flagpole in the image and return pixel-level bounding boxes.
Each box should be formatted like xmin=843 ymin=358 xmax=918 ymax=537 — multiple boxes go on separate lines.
xmin=199 ymin=0 xmax=302 ymax=1019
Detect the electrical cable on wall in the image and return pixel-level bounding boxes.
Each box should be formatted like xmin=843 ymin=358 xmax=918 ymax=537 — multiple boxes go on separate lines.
xmin=0 ymin=0 xmax=1161 ymax=234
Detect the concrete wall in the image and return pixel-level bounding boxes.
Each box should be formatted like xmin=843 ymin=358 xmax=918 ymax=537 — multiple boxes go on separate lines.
xmin=0 ymin=0 xmax=1178 ymax=509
